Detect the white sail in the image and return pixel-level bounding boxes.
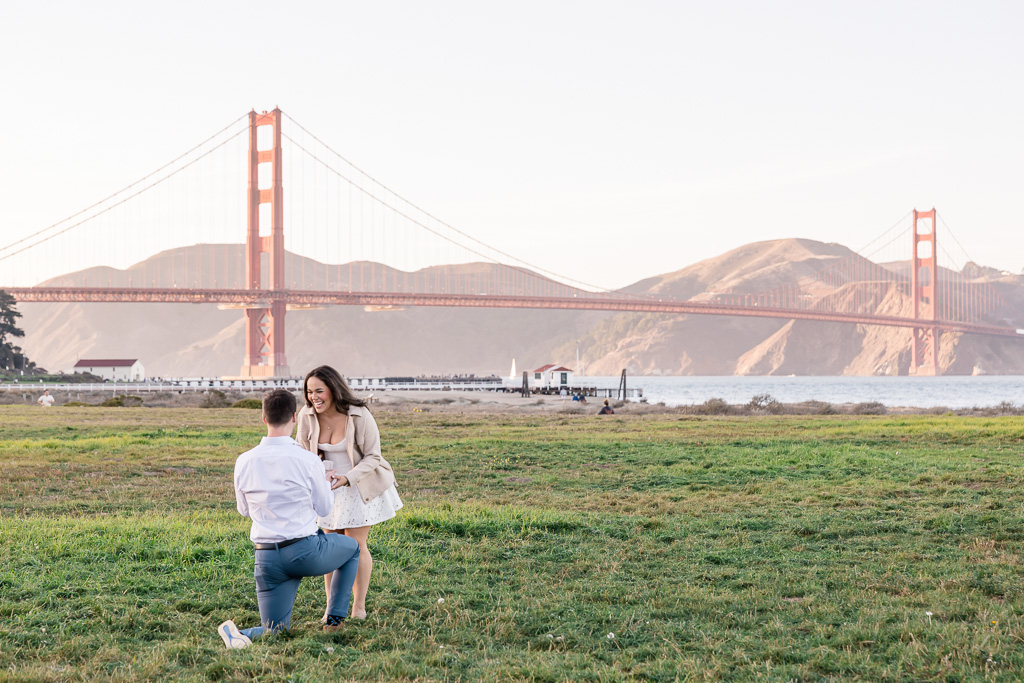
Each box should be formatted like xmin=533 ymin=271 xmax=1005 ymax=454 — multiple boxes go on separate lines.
xmin=509 ymin=358 xmax=517 ymax=380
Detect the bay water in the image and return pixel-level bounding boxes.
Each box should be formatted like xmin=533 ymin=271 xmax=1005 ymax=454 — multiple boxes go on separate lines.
xmin=582 ymin=375 xmax=1024 ymax=409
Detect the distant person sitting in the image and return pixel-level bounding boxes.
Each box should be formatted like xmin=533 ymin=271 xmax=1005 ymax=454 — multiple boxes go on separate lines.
xmin=218 ymin=389 xmax=361 ymax=650
xmin=578 ymin=394 xmax=587 ymax=404
xmin=37 ymin=390 xmax=55 ymax=407
xmin=598 ymin=399 xmax=614 ymax=415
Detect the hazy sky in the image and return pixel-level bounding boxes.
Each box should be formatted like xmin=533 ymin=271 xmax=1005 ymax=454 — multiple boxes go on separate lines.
xmin=2 ymin=1 xmax=1022 ymax=289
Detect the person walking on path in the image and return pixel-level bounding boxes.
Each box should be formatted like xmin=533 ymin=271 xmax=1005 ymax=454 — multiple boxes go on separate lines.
xmin=218 ymin=389 xmax=360 ymax=650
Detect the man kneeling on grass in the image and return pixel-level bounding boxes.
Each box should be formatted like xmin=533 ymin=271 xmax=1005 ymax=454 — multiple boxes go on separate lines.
xmin=218 ymin=389 xmax=360 ymax=649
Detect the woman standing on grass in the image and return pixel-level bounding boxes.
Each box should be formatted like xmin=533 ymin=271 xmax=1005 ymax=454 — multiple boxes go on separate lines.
xmin=296 ymin=365 xmax=403 ymax=620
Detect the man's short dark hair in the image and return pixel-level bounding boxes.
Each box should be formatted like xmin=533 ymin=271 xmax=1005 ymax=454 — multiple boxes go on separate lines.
xmin=263 ymin=389 xmax=297 ymax=427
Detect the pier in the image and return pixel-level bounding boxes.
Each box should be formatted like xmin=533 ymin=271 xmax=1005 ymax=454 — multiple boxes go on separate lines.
xmin=513 ymin=384 xmax=643 ymax=400
xmin=2 ymin=374 xmax=644 ymax=400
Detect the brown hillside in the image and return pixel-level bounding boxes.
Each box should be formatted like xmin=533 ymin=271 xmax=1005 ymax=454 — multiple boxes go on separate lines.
xmin=17 ymin=240 xmax=1024 ymax=377
xmin=627 ymin=238 xmax=857 ymax=300
xmin=42 ymin=245 xmax=577 ymax=298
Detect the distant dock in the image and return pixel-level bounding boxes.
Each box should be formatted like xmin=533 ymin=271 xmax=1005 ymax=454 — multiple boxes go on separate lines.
xmin=352 ymin=376 xmax=642 ymax=399
xmin=509 ymin=383 xmax=643 ymax=400
xmin=349 ymin=375 xmax=505 ymax=391
xmin=2 ymin=374 xmax=644 ymax=400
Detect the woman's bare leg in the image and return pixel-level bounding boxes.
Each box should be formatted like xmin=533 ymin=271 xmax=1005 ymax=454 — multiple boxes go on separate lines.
xmin=344 ymin=526 xmax=372 ymax=619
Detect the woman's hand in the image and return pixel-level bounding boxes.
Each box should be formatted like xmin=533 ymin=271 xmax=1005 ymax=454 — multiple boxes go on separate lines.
xmin=330 ymin=474 xmax=349 ymax=490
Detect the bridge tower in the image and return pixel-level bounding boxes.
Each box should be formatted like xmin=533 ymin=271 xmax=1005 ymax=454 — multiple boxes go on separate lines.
xmin=909 ymin=208 xmax=940 ymax=376
xmin=240 ymin=108 xmax=290 ymax=378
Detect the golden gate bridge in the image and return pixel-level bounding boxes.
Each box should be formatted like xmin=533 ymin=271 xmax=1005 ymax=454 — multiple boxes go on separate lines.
xmin=2 ymin=108 xmax=1020 ymax=377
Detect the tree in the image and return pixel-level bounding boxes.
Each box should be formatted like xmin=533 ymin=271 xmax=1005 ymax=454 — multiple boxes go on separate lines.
xmin=0 ymin=344 xmax=36 ymax=372
xmin=0 ymin=290 xmax=26 ymax=371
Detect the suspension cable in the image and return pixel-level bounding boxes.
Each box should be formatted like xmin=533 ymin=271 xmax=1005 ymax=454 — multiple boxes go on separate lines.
xmin=855 ymin=211 xmax=911 ymax=258
xmin=0 ymin=125 xmax=249 ymax=264
xmin=939 ymin=213 xmax=1019 ymax=315
xmin=0 ymin=114 xmax=248 ymax=256
xmin=282 ymin=132 xmax=612 ymax=296
xmin=282 ymin=114 xmax=616 ymax=294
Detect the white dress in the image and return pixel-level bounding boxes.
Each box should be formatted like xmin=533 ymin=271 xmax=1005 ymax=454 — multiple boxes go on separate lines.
xmin=317 ymin=440 xmax=404 ymax=530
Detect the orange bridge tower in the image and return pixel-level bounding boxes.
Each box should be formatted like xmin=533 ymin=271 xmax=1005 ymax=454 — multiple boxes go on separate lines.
xmin=240 ymin=108 xmax=289 ymax=378
xmin=909 ymin=208 xmax=940 ymax=376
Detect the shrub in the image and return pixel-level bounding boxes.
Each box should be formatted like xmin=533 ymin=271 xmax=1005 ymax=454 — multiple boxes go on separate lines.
xmin=694 ymin=397 xmax=731 ymax=415
xmin=747 ymin=393 xmax=782 ymax=414
xmin=63 ymin=401 xmax=90 ymax=407
xmin=200 ymin=390 xmax=229 ymax=409
xmin=968 ymin=406 xmax=999 ymax=417
xmin=66 ymin=372 xmax=105 ymax=383
xmin=231 ymin=398 xmax=262 ymax=409
xmin=852 ymin=401 xmax=886 ymax=415
xmin=799 ymin=400 xmax=836 ymax=415
xmin=97 ymin=395 xmax=142 ymax=407
xmin=995 ymin=401 xmax=1021 ymax=415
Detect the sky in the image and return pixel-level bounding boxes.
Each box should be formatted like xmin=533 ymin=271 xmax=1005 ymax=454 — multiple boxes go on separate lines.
xmin=2 ymin=0 xmax=1022 ymax=290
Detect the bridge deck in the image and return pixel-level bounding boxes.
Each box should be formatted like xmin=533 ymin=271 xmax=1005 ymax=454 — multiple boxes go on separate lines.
xmin=6 ymin=287 xmax=1021 ymax=338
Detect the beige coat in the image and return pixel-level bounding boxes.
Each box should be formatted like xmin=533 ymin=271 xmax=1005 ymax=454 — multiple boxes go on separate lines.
xmin=295 ymin=404 xmax=397 ymax=503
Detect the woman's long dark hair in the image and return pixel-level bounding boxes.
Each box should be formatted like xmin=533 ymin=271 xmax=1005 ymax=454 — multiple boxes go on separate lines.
xmin=303 ymin=365 xmax=367 ymax=413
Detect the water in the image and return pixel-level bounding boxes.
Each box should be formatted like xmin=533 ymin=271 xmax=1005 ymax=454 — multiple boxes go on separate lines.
xmin=582 ymin=375 xmax=1024 ymax=409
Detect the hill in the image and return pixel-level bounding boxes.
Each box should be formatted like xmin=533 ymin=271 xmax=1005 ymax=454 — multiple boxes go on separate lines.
xmin=16 ymin=241 xmax=1024 ymax=376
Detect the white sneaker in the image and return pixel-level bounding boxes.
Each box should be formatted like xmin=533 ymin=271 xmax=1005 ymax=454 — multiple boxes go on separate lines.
xmin=218 ymin=620 xmax=252 ymax=649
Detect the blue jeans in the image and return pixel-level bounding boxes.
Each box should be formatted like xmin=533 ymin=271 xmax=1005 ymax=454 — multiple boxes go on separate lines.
xmin=240 ymin=529 xmax=360 ymax=640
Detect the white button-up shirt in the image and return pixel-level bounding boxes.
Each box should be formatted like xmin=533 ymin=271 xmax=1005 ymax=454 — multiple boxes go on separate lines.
xmin=234 ymin=436 xmax=334 ymax=543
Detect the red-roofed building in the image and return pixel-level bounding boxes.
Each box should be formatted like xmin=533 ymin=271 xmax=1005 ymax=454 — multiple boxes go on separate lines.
xmin=532 ymin=364 xmax=573 ymax=389
xmin=73 ymin=358 xmax=145 ymax=382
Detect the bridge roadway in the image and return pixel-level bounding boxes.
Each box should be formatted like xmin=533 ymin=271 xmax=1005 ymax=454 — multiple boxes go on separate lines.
xmin=7 ymin=286 xmax=1023 ymax=338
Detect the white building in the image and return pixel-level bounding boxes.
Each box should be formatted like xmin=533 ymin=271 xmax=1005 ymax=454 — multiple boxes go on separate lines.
xmin=532 ymin=364 xmax=573 ymax=389
xmin=73 ymin=359 xmax=146 ymax=382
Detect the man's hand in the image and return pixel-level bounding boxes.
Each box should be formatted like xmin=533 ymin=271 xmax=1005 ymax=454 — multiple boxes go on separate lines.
xmin=330 ymin=474 xmax=349 ymax=490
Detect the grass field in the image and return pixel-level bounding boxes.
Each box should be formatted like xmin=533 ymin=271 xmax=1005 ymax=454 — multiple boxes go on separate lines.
xmin=1 ymin=405 xmax=1023 ymax=682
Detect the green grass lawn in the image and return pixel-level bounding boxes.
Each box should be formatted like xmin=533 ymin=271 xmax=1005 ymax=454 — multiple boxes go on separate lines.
xmin=1 ymin=406 xmax=1022 ymax=681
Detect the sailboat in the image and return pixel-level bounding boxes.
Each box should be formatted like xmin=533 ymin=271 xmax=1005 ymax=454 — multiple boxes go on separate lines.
xmin=509 ymin=358 xmax=517 ymax=380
